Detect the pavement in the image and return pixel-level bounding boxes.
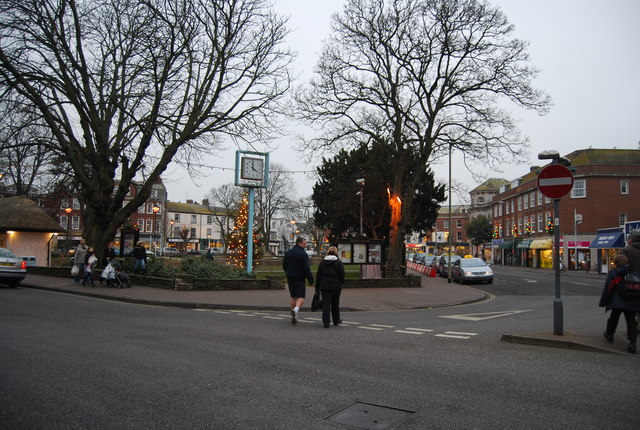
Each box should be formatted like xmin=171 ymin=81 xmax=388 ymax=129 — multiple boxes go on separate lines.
xmin=16 ymin=270 xmax=638 ymax=356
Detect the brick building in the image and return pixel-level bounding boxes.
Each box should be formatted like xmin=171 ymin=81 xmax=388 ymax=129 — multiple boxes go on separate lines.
xmin=489 ymin=148 xmax=640 ymax=271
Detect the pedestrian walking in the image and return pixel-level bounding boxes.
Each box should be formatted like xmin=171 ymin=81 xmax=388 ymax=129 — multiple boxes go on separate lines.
xmin=133 ymin=241 xmax=147 ymax=274
xmin=73 ymin=239 xmax=88 ymax=284
xmin=83 ymin=246 xmax=97 ymax=287
xmin=622 ymin=230 xmax=640 ymax=272
xmin=315 ymin=246 xmax=345 ymax=328
xmin=100 ymin=241 xmax=118 ymax=285
xmin=283 ymin=237 xmax=314 ymax=324
xmin=599 ymin=254 xmax=639 ymax=354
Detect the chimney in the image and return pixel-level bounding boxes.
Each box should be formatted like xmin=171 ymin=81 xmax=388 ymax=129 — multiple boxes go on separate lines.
xmin=202 ymin=199 xmax=209 ymax=207
xmin=186 ymin=199 xmax=193 ymax=204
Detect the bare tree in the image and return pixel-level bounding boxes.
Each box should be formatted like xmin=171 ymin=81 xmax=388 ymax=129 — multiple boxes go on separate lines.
xmin=0 ymin=0 xmax=292 ymax=261
xmin=0 ymin=95 xmax=64 ymax=197
xmin=296 ymin=0 xmax=550 ymax=276
xmin=204 ymin=184 xmax=243 ymax=252
xmin=254 ymin=162 xmax=296 ymax=253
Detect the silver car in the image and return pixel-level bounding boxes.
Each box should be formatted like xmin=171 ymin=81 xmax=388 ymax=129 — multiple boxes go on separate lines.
xmin=0 ymin=248 xmax=27 ymax=288
xmin=452 ymin=257 xmax=493 ymax=284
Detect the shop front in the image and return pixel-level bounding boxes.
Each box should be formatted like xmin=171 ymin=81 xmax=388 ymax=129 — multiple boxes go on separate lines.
xmin=589 ymin=228 xmax=624 ymax=274
xmin=529 ymin=237 xmax=553 ymax=268
xmin=517 ymin=239 xmax=533 ymax=267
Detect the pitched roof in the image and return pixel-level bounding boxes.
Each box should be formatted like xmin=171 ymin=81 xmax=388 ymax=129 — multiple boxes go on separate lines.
xmin=0 ymin=196 xmax=65 ymax=233
xmin=166 ymin=201 xmax=214 ymax=215
xmin=470 ymin=178 xmax=509 ymax=193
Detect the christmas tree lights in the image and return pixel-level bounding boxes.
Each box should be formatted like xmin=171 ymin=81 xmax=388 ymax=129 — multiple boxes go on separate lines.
xmin=546 ymin=217 xmax=554 ymax=234
xmin=227 ymin=193 xmax=262 ymax=269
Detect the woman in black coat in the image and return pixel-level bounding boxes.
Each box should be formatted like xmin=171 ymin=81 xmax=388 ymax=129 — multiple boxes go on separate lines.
xmin=315 ymin=246 xmax=345 ymax=328
xmin=599 ymin=254 xmax=640 ymax=353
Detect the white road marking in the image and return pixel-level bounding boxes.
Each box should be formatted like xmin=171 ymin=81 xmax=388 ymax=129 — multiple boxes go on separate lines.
xmin=369 ymin=324 xmax=396 ymax=328
xmin=405 ymin=328 xmax=434 ymax=332
xmin=444 ymin=331 xmax=477 ymax=336
xmin=263 ymin=316 xmax=286 ymax=320
xmin=439 ymin=310 xmax=533 ymax=321
xmin=395 ymin=330 xmax=424 ymax=335
xmin=358 ymin=326 xmax=385 ymax=331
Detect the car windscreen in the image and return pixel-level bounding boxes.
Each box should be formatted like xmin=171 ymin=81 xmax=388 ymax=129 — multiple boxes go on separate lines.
xmin=0 ymin=248 xmax=17 ymax=258
xmin=460 ymin=258 xmax=486 ymax=267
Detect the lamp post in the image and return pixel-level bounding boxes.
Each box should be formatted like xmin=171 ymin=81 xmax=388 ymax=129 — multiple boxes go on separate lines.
xmin=152 ymin=205 xmax=160 ymax=253
xmin=290 ymin=219 xmax=296 ymax=248
xmin=537 ymin=150 xmax=573 ymax=335
xmin=447 ymin=143 xmax=453 ymax=283
xmin=356 ymin=178 xmax=365 ymax=236
xmin=65 ymin=207 xmax=72 ymax=253
xmin=169 ymin=219 xmax=174 ymax=259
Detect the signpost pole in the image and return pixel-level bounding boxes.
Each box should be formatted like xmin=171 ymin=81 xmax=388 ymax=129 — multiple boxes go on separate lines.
xmin=553 ymin=198 xmax=563 ymax=335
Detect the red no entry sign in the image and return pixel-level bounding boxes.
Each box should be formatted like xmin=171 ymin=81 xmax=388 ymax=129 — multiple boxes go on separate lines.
xmin=537 ymin=164 xmax=574 ymax=199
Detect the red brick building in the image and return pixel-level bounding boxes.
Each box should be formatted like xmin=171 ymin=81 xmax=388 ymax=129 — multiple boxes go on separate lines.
xmin=490 ymin=148 xmax=640 ymax=271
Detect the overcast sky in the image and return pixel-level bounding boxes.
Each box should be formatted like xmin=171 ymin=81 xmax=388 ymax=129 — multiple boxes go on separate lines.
xmin=162 ymin=0 xmax=640 ymax=205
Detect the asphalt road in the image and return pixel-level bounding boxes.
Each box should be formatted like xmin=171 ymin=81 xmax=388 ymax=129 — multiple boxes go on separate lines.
xmin=2 ymin=270 xmax=639 ymax=429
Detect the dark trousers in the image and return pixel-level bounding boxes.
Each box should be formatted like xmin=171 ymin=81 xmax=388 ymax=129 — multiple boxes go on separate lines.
xmin=320 ymin=288 xmax=342 ymax=327
xmin=606 ymin=309 xmax=638 ymax=342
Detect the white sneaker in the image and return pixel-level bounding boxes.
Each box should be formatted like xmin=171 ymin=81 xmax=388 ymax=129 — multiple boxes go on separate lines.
xmin=291 ymin=310 xmax=298 ymax=324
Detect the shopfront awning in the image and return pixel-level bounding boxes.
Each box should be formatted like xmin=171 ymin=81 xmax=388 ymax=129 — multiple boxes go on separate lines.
xmin=516 ymin=239 xmax=532 ymax=249
xmin=530 ymin=238 xmax=552 ymax=249
xmin=589 ymin=232 xmax=624 ymax=248
xmin=498 ymin=240 xmax=514 ymax=249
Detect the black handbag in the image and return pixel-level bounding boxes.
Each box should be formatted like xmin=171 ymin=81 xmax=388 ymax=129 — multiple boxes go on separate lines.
xmin=311 ymin=289 xmax=323 ymax=311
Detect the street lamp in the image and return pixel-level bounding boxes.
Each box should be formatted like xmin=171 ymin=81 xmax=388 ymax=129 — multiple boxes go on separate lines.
xmin=152 ymin=205 xmax=160 ymax=253
xmin=65 ymin=207 xmax=72 ymax=253
xmin=356 ymin=178 xmax=365 ymax=236
xmin=290 ymin=219 xmax=296 ymax=249
xmin=537 ymin=150 xmax=573 ymax=335
xmin=169 ymin=219 xmax=174 ymax=259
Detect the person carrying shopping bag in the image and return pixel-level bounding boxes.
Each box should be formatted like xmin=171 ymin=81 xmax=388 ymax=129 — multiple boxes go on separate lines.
xmin=315 ymin=246 xmax=345 ymax=328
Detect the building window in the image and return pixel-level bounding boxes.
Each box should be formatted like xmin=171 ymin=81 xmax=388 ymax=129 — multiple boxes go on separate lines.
xmin=530 ymin=192 xmax=535 ymax=208
xmin=60 ymin=215 xmax=67 ymax=229
xmin=537 ymin=191 xmax=542 ymax=206
xmin=71 ymin=216 xmax=79 ymax=230
xmin=146 ymin=219 xmax=153 ymax=232
xmin=498 ymin=204 xmax=503 ymax=216
xmin=523 ymin=196 xmax=528 ymax=210
xmin=518 ymin=197 xmax=522 ymax=211
xmin=444 ymin=220 xmax=449 ymax=229
xmin=175 ymin=213 xmax=180 ymax=222
xmin=207 ymin=215 xmax=213 ymax=224
xmin=72 ymin=198 xmax=80 ymax=210
xmin=506 ymin=221 xmax=511 ymax=237
xmin=457 ymin=232 xmax=463 ymax=241
xmin=456 ymin=220 xmax=462 ymax=228
xmin=620 ymin=213 xmax=627 ymax=226
xmin=571 ymin=179 xmax=586 ymax=198
xmin=155 ymin=220 xmax=161 ymax=232
xmin=477 ymin=196 xmax=485 ymax=203
xmin=537 ymin=213 xmax=543 ymax=233
xmin=138 ymin=206 xmax=145 ymax=214
xmin=191 ymin=215 xmax=197 ymax=224
xmin=190 ymin=228 xmax=196 ymax=238
xmin=138 ymin=219 xmax=144 ymax=231
xmin=206 ymin=228 xmax=212 ymax=236
xmin=621 ymin=180 xmax=629 ymax=194
xmin=145 ymin=203 xmax=153 ymax=213
xmin=510 ymin=200 xmax=514 ymax=213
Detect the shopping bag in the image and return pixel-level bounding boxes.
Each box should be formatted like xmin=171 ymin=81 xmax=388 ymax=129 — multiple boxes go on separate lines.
xmin=71 ymin=264 xmax=79 ymax=276
xmin=311 ymin=289 xmax=323 ymax=311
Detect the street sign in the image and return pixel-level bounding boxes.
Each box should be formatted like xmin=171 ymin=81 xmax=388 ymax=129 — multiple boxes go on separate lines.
xmin=537 ymin=164 xmax=574 ymax=199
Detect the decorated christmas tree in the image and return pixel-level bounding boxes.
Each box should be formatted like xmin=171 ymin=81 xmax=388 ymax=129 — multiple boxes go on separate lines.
xmin=227 ymin=193 xmax=262 ymax=269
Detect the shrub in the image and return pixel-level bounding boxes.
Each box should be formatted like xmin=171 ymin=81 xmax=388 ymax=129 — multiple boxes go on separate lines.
xmin=180 ymin=256 xmax=253 ymax=279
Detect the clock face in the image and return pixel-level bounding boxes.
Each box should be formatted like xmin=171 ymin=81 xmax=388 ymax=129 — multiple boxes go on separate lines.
xmin=240 ymin=157 xmax=264 ymax=180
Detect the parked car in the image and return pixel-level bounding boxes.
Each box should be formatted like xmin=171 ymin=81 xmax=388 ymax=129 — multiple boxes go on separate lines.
xmin=425 ymin=255 xmax=438 ymax=269
xmin=206 ymin=247 xmax=224 ymax=255
xmin=406 ymin=253 xmax=416 ymax=263
xmin=0 ymin=248 xmax=27 ymax=288
xmin=437 ymin=255 xmax=461 ymax=277
xmin=159 ymin=247 xmax=180 ymax=257
xmin=187 ymin=249 xmax=202 ymax=255
xmin=451 ymin=257 xmax=493 ymax=284
xmin=305 ymin=250 xmax=317 ymax=257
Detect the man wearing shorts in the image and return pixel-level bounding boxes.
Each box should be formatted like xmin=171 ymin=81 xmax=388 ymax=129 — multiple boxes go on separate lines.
xmin=283 ymin=237 xmax=314 ymax=324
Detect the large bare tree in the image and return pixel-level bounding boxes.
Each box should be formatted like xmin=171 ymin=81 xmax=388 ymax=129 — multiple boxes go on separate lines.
xmin=0 ymin=0 xmax=292 ymax=261
xmin=296 ymin=0 xmax=550 ymax=276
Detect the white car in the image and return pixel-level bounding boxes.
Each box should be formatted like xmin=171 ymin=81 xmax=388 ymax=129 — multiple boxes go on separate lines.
xmin=0 ymin=248 xmax=27 ymax=288
xmin=159 ymin=247 xmax=180 ymax=256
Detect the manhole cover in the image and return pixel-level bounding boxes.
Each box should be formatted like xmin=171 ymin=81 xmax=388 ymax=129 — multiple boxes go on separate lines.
xmin=325 ymin=401 xmax=415 ymax=429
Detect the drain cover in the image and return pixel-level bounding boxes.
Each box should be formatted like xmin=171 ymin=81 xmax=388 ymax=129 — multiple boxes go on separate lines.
xmin=325 ymin=401 xmax=415 ymax=429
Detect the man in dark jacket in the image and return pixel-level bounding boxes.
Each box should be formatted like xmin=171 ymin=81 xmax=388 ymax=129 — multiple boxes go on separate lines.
xmin=622 ymin=230 xmax=640 ymax=273
xmin=283 ymin=237 xmax=314 ymax=324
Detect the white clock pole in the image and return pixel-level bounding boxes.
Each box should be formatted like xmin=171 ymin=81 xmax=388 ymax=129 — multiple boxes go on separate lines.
xmin=247 ymin=187 xmax=255 ymax=274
